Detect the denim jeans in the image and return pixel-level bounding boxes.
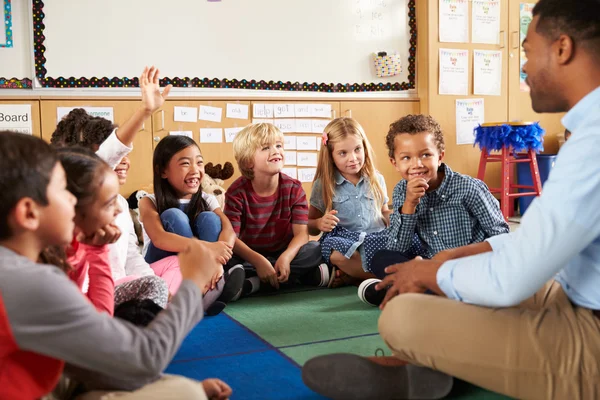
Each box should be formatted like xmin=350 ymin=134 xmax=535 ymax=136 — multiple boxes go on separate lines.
xmin=144 ymin=208 xmax=222 ymax=264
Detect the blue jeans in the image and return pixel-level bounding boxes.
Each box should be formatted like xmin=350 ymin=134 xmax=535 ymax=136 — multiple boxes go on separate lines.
xmin=144 ymin=208 xmax=222 ymax=264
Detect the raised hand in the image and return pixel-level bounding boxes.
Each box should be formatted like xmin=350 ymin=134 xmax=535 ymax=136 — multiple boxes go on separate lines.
xmin=139 ymin=66 xmax=172 ymax=114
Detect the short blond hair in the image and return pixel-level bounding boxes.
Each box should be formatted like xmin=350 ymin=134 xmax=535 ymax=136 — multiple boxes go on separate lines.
xmin=232 ymin=123 xmax=284 ymax=180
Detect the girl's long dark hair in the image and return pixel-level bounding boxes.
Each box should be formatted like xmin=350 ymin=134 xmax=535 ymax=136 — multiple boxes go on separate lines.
xmin=153 ymin=136 xmax=208 ymax=223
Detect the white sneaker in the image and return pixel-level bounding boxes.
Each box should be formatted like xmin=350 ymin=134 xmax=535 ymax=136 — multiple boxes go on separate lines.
xmin=357 ymin=278 xmax=385 ymax=306
xmin=316 ymin=263 xmax=333 ymax=287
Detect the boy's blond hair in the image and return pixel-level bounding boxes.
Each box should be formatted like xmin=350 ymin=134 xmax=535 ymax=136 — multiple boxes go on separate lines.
xmin=314 ymin=117 xmax=386 ymax=218
xmin=232 ymin=123 xmax=285 ymax=180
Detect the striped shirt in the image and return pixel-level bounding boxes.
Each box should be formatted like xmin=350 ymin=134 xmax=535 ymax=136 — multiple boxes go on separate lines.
xmin=225 ymin=173 xmax=308 ymax=253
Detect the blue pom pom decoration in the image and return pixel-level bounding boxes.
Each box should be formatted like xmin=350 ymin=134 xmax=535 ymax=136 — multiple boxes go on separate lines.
xmin=474 ymin=122 xmax=545 ymax=153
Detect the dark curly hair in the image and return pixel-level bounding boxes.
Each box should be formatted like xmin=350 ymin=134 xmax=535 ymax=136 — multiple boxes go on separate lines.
xmin=533 ymin=0 xmax=600 ymax=60
xmin=51 ymin=108 xmax=116 ymax=150
xmin=385 ymin=114 xmax=445 ymax=158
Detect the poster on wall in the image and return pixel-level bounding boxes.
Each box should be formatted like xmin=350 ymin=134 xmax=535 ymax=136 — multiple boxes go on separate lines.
xmin=57 ymin=107 xmax=114 ymax=123
xmin=455 ymin=99 xmax=484 ymax=145
xmin=520 ymin=3 xmax=535 ymax=92
xmin=439 ymin=49 xmax=469 ymax=95
xmin=0 ymin=0 xmax=13 ymax=48
xmin=439 ymin=0 xmax=469 ymax=43
xmin=472 ymin=0 xmax=501 ymax=44
xmin=473 ymin=50 xmax=502 ymax=96
xmin=0 ymin=104 xmax=33 ymax=134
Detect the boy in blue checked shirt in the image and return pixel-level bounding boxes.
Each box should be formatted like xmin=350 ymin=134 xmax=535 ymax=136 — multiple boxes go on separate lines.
xmin=358 ymin=114 xmax=509 ymax=306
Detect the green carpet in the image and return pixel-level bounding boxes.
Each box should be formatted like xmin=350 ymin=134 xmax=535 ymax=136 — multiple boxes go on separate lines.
xmin=225 ymin=287 xmax=512 ymax=399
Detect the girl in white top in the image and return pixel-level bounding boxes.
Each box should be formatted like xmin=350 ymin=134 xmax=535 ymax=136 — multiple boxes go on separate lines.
xmin=139 ymin=135 xmax=245 ymax=308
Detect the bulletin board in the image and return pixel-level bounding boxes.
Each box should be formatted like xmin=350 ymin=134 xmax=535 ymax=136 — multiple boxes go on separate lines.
xmin=32 ymin=0 xmax=416 ymax=92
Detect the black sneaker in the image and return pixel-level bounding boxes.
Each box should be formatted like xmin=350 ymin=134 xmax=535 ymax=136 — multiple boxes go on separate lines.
xmin=357 ymin=278 xmax=386 ymax=307
xmin=218 ymin=264 xmax=245 ymax=303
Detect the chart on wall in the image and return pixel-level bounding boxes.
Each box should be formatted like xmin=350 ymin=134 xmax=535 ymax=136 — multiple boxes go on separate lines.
xmin=33 ymin=0 xmax=416 ymax=92
xmin=519 ymin=3 xmax=534 ymax=92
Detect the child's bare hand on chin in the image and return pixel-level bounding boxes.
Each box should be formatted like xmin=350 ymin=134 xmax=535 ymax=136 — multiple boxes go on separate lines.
xmin=77 ymin=224 xmax=121 ymax=246
xmin=402 ymin=177 xmax=429 ymax=214
xmin=202 ymin=378 xmax=232 ymax=400
xmin=178 ymin=239 xmax=220 ymax=290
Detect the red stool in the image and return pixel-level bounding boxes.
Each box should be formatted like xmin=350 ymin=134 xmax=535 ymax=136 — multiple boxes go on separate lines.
xmin=475 ymin=122 xmax=544 ymax=221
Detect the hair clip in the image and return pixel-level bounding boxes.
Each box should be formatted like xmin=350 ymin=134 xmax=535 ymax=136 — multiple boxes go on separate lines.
xmin=321 ymin=132 xmax=328 ymax=146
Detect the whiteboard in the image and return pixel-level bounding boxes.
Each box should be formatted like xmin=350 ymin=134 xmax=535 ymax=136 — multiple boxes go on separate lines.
xmin=36 ymin=0 xmax=414 ymax=92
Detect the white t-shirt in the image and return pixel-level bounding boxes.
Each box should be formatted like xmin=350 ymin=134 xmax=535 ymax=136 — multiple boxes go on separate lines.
xmin=110 ymin=195 xmax=155 ymax=280
xmin=141 ymin=192 xmax=220 ymax=257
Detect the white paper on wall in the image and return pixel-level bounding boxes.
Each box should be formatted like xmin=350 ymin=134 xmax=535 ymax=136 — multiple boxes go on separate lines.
xmin=312 ymin=119 xmax=331 ymax=133
xmin=57 ymin=107 xmax=114 ymax=123
xmin=274 ymin=119 xmax=296 ymax=133
xmin=0 ymin=104 xmax=33 ymax=134
xmin=199 ymin=128 xmax=223 ymax=143
xmin=174 ymin=106 xmax=198 ymax=122
xmin=473 ymin=50 xmax=502 ymax=96
xmin=439 ymin=0 xmax=469 ymax=43
xmin=297 ymin=152 xmax=318 ymax=167
xmin=224 ymin=127 xmax=244 ymax=143
xmin=284 ymin=135 xmax=297 ymax=150
xmin=253 ymin=103 xmax=274 ymax=118
xmin=281 ymin=167 xmax=298 ymax=179
xmin=273 ymin=103 xmax=295 ymax=118
xmin=472 ymin=0 xmax=501 ymax=44
xmin=284 ymin=151 xmax=297 ymax=165
xmin=439 ymin=48 xmax=469 ymax=95
xmin=298 ymin=168 xmax=317 ymax=183
xmin=226 ymin=103 xmax=249 ymax=120
xmin=199 ymin=106 xmax=223 ymax=122
xmin=455 ymin=99 xmax=484 ymax=145
xmin=309 ymin=104 xmax=332 ymax=118
xmin=297 ymin=136 xmax=318 ymax=151
xmin=294 ymin=104 xmax=312 ymax=118
xmin=295 ymin=119 xmax=313 ymax=133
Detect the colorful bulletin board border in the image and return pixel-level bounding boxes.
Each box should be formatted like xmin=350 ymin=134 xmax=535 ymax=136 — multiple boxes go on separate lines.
xmin=32 ymin=0 xmax=417 ymax=92
xmin=1 ymin=0 xmax=12 ymax=48
xmin=0 ymin=77 xmax=33 ymax=88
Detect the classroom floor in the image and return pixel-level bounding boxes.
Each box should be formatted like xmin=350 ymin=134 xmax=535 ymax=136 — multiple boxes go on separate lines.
xmin=165 ymin=286 xmax=513 ymax=399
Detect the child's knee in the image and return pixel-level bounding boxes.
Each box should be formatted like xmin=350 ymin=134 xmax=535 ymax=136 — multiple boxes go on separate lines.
xmin=196 ymin=211 xmax=221 ymax=227
xmin=160 ymin=208 xmax=189 ymax=224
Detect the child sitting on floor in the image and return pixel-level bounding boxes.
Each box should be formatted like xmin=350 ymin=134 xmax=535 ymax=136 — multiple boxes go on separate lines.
xmin=359 ymin=114 xmax=509 ymax=306
xmin=224 ymin=123 xmax=329 ymax=297
xmin=139 ymin=135 xmax=245 ymax=312
xmin=308 ymin=117 xmax=390 ymax=288
xmin=0 ymin=131 xmax=231 ymax=400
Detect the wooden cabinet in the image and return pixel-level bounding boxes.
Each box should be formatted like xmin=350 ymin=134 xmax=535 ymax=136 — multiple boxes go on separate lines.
xmin=40 ymin=100 xmax=153 ymax=198
xmin=0 ymin=99 xmax=42 ymax=138
xmin=339 ymin=101 xmax=420 ymax=201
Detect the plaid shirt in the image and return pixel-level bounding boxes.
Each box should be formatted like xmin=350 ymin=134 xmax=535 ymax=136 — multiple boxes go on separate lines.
xmin=386 ymin=163 xmax=509 ymax=258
